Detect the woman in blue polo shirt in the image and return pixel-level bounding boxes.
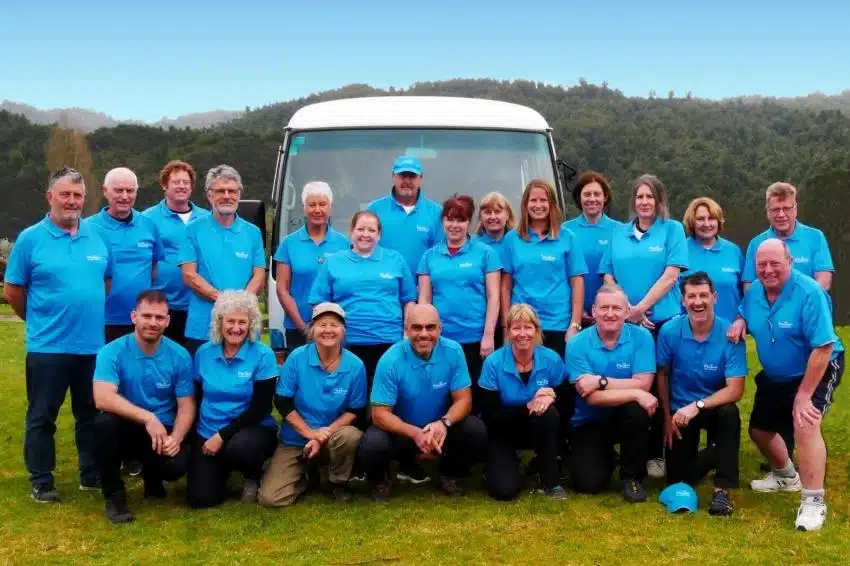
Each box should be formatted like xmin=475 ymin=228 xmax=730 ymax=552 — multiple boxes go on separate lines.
xmin=501 ymin=179 xmax=587 ymax=358
xmin=562 ymin=171 xmax=622 ymax=326
xmin=274 ymin=182 xmax=349 ymax=351
xmin=473 ymin=191 xmax=516 ymax=261
xmin=480 ymin=304 xmax=569 ymax=501
xmin=186 ymin=291 xmax=278 ymax=508
xmin=419 ymin=195 xmax=501 ymax=413
xmin=680 ymin=197 xmax=744 ymax=322
xmin=309 ymin=210 xmax=416 ymax=387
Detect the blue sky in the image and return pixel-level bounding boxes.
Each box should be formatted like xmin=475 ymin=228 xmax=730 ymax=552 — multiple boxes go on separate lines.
xmin=1 ymin=0 xmax=848 ymax=121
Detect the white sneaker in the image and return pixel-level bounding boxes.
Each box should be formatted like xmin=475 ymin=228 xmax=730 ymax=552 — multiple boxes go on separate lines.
xmin=646 ymin=458 xmax=666 ymax=480
xmin=750 ymin=471 xmax=802 ymax=492
xmin=795 ymin=499 xmax=827 ymax=531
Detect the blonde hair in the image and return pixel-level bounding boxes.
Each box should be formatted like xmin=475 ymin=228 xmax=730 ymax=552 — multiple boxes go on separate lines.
xmin=475 ymin=192 xmax=517 ymax=235
xmin=682 ymin=197 xmax=725 ymax=237
xmin=517 ymin=179 xmax=563 ymax=241
xmin=209 ymin=291 xmax=262 ymax=344
xmin=505 ymin=304 xmax=544 ymax=346
xmin=765 ymin=182 xmax=797 ymax=203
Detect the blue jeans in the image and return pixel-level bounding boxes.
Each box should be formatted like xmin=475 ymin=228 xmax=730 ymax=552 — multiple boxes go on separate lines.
xmin=25 ymin=353 xmax=98 ymax=487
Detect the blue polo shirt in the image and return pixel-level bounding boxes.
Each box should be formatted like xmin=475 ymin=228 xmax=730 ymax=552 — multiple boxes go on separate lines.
xmin=472 ymin=231 xmax=512 ymax=264
xmin=177 ymin=215 xmax=266 ymax=340
xmin=371 ymin=337 xmax=471 ymax=428
xmin=680 ymin=237 xmax=744 ymax=322
xmin=276 ymin=344 xmax=367 ymax=447
xmin=193 ymin=340 xmax=278 ymax=439
xmin=273 ymin=225 xmax=349 ymax=330
xmin=4 ymin=215 xmax=112 ymax=354
xmin=567 ymin=324 xmax=656 ymax=426
xmin=93 ymin=334 xmax=194 ymax=426
xmin=142 ymin=200 xmax=210 ymax=311
xmin=502 ymin=229 xmax=588 ymax=331
xmin=84 ymin=208 xmax=165 ymax=325
xmin=562 ymin=214 xmax=622 ymax=314
xmin=417 ymin=239 xmax=502 ymax=343
xmin=367 ymin=189 xmax=442 ymax=275
xmin=656 ymin=315 xmax=747 ymax=411
xmin=740 ymin=270 xmax=842 ymax=382
xmin=742 ymin=222 xmax=834 ymax=283
xmin=599 ymin=219 xmax=689 ymax=324
xmin=308 ymin=247 xmax=416 ymax=345
xmin=479 ymin=344 xmax=566 ymax=406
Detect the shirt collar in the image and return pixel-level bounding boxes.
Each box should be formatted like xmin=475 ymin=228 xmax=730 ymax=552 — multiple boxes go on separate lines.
xmin=768 ymin=222 xmax=802 ymax=242
xmin=629 ymin=217 xmax=660 ymax=239
xmin=500 ymin=345 xmax=546 ymax=379
xmin=346 ymin=246 xmax=385 ymax=262
xmin=576 ymin=213 xmax=611 ymax=227
xmin=404 ymin=338 xmax=443 ymax=368
xmin=159 ymin=199 xmax=199 ymax=218
xmin=438 ymin=238 xmax=471 ymax=256
xmin=212 ymin=213 xmax=244 ymax=233
xmin=98 ymin=207 xmax=137 ymax=227
xmin=390 ymin=187 xmax=424 ymax=209
xmin=680 ymin=315 xmax=720 ymax=343
xmin=214 ymin=340 xmax=251 ymax=362
xmin=42 ymin=214 xmax=86 ymax=239
xmin=128 ymin=334 xmax=162 ymax=359
xmin=296 ymin=224 xmax=334 ymax=244
xmin=590 ymin=324 xmax=632 ymax=351
xmin=689 ymin=236 xmax=725 ymax=253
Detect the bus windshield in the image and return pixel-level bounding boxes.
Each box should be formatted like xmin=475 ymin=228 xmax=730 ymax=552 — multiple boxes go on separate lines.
xmin=277 ymin=128 xmax=556 ymax=238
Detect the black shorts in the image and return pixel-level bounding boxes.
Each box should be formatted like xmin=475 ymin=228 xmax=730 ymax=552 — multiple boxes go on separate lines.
xmin=750 ymin=351 xmax=844 ymax=435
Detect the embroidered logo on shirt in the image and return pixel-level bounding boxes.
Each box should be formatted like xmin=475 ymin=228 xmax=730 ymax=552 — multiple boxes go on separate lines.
xmin=536 ymin=379 xmax=549 ymax=386
xmin=235 ymin=251 xmax=249 ymax=259
xmin=616 ymin=362 xmax=631 ymax=370
xmin=794 ymin=256 xmax=810 ymax=264
xmin=86 ymin=255 xmax=103 ymax=262
xmin=379 ymin=272 xmax=394 ymax=280
xmin=703 ymin=363 xmax=719 ymax=371
xmin=416 ymin=225 xmax=429 ymax=233
xmin=648 ymin=246 xmax=664 ymax=253
xmin=155 ymin=375 xmax=171 ymax=389
xmin=541 ymin=254 xmax=556 ymax=262
xmin=721 ymin=267 xmax=736 ymax=273
xmin=332 ymin=387 xmax=348 ymax=395
xmin=137 ymin=241 xmax=152 ymax=249
xmin=778 ymin=321 xmax=793 ymax=329
xmin=598 ymin=239 xmax=609 ymax=245
xmin=237 ymin=370 xmax=251 ymax=378
xmin=459 ymin=262 xmax=473 ymax=268
xmin=432 ymin=381 xmax=448 ymax=390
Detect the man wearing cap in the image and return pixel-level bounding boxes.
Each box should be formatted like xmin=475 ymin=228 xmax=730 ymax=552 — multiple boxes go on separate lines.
xmin=259 ymin=302 xmax=366 ymax=507
xmin=358 ymin=304 xmax=487 ymax=500
xmin=4 ymin=167 xmax=111 ymax=502
xmin=92 ymin=290 xmax=195 ymax=523
xmin=728 ymin=239 xmax=844 ymax=531
xmin=367 ymin=156 xmax=443 ymax=275
xmin=656 ymin=271 xmax=746 ymax=516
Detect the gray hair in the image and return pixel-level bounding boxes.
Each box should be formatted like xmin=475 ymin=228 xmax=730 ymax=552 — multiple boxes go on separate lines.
xmin=205 ymin=164 xmax=243 ymax=193
xmin=305 ymin=314 xmax=346 ymax=342
xmin=595 ymin=283 xmax=629 ymax=305
xmin=103 ymin=167 xmax=139 ymax=189
xmin=765 ymin=181 xmax=797 ymax=202
xmin=631 ymin=174 xmax=669 ymax=220
xmin=209 ymin=290 xmax=262 ymax=344
xmin=48 ymin=167 xmax=85 ymax=192
xmin=301 ymin=181 xmax=334 ymax=205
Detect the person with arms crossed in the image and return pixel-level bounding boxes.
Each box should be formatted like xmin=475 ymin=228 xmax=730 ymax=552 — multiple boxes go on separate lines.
xmin=92 ymin=290 xmax=195 ymax=523
xmin=143 ymin=160 xmax=210 ymax=345
xmin=358 ymin=304 xmax=487 ymax=500
xmin=566 ymin=284 xmax=657 ymax=502
xmin=178 ymin=165 xmax=266 ymax=356
xmin=728 ymin=239 xmax=844 ymax=531
xmin=4 ymin=167 xmax=111 ymax=502
xmin=656 ymin=272 xmax=746 ymax=516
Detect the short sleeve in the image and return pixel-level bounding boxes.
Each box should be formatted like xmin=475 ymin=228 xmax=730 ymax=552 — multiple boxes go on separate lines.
xmin=548 ymin=354 xmax=566 ymax=387
xmin=742 ymin=239 xmax=757 ymax=283
xmin=4 ymin=232 xmax=32 ymax=285
xmin=276 ymin=354 xmax=298 ymax=397
xmin=655 ymin=324 xmax=675 ymax=368
xmin=93 ymin=344 xmax=120 ymax=385
xmin=251 ymin=227 xmax=266 ymax=269
xmin=370 ymin=356 xmax=398 ymax=407
xmin=478 ymin=355 xmax=500 ymax=391
xmin=255 ymin=346 xmax=279 ymax=381
xmin=177 ymin=227 xmax=199 ymax=266
xmin=724 ymin=340 xmax=748 ymax=379
xmin=565 ymin=230 xmax=588 ymax=277
xmin=348 ymin=361 xmax=368 ymax=410
xmin=417 ymin=248 xmax=433 ymax=276
xmin=632 ymin=328 xmax=657 ymax=375
xmin=192 ymin=349 xmax=203 ymax=382
xmin=801 ymin=288 xmax=837 ymax=349
xmin=666 ymin=221 xmax=688 ymax=270
xmin=483 ymin=244 xmax=502 ymax=272
xmin=273 ymin=238 xmax=290 ymax=264
xmin=174 ymin=350 xmax=195 ymax=397
xmin=450 ymin=348 xmax=472 ymax=391
xmin=812 ymin=230 xmax=835 ymax=273
xmin=566 ymin=337 xmax=594 ymax=383
xmin=308 ymin=261 xmax=332 ymax=306
xmin=398 ymin=256 xmax=417 ymax=303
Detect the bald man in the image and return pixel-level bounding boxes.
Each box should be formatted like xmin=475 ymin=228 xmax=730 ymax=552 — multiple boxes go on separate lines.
xmin=358 ymin=304 xmax=487 ymax=500
xmin=729 ymin=239 xmax=844 ymax=531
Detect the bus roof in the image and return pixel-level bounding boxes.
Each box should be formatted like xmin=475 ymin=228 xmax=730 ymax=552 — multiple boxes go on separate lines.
xmin=286 ymin=96 xmax=551 ymax=132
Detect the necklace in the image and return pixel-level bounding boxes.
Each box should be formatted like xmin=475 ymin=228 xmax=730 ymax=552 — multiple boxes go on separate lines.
xmin=319 ymin=351 xmax=342 ymax=372
xmin=515 ymin=357 xmax=534 ymax=372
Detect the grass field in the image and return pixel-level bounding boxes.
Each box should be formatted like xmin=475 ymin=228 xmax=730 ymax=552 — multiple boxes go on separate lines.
xmin=0 ymin=320 xmax=849 ymax=564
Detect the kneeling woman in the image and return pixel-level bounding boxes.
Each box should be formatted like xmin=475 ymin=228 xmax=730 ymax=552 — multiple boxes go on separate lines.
xmin=480 ymin=304 xmax=570 ymax=500
xmin=259 ymin=302 xmax=367 ymax=506
xmin=187 ymin=291 xmax=278 ymax=508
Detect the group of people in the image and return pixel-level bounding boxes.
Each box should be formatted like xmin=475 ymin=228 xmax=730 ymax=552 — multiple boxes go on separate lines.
xmin=2 ymin=154 xmax=842 ymax=533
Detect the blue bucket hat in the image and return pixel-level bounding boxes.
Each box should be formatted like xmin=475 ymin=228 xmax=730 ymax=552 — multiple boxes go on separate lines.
xmin=659 ymin=483 xmax=698 ymax=514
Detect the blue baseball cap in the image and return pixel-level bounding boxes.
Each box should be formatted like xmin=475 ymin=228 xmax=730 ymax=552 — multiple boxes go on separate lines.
xmin=659 ymin=483 xmax=698 ymax=514
xmin=391 ymin=155 xmax=423 ymax=176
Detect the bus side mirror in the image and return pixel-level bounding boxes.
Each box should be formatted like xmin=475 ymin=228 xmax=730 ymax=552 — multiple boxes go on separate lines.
xmin=238 ymin=199 xmax=268 ymax=252
xmin=557 ymin=159 xmax=579 ymax=193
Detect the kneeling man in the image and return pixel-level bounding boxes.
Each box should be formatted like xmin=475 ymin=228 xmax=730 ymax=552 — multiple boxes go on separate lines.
xmin=93 ymin=291 xmax=195 ymax=523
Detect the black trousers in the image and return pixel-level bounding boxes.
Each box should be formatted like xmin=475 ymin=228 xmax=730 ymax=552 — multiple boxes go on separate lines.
xmin=347 ymin=343 xmax=394 ymax=390
xmin=285 ymin=328 xmax=308 ymax=352
xmin=184 ymin=338 xmax=207 ymax=359
xmin=647 ymin=320 xmax=670 ymax=461
xmin=542 ymin=330 xmax=567 ymax=360
xmin=485 ymin=406 xmax=561 ymax=500
xmin=105 ymin=325 xmax=135 ymax=344
xmin=666 ymin=404 xmax=740 ymax=489
xmin=163 ymin=310 xmax=188 ymax=347
xmin=460 ymin=342 xmax=485 ymax=415
xmin=93 ymin=412 xmax=190 ymax=498
xmin=570 ymin=402 xmax=650 ymax=493
xmin=186 ymin=427 xmax=277 ymax=508
xmin=358 ymin=416 xmax=487 ymax=481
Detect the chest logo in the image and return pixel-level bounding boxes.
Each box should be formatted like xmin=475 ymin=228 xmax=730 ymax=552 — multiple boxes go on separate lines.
xmin=379 ymin=272 xmax=394 ymax=280
xmin=332 ymin=387 xmax=348 ymax=395
xmin=541 ymin=254 xmax=556 ymax=262
xmin=536 ymin=379 xmax=549 ymax=386
xmin=794 ymin=256 xmax=809 ymax=264
xmin=616 ymin=362 xmax=631 ymax=370
xmin=416 ymin=225 xmax=429 ymax=233
xmin=237 ymin=370 xmax=251 ymax=378
xmin=648 ymin=245 xmax=663 ymax=253
xmin=86 ymin=255 xmax=103 ymax=262
xmin=137 ymin=241 xmax=152 ymax=249
xmin=458 ymin=262 xmax=473 ymax=268
xmin=721 ymin=267 xmax=736 ymax=273
xmin=235 ymin=251 xmax=249 ymax=259
xmin=703 ymin=363 xmax=719 ymax=371
xmin=432 ymin=381 xmax=448 ymax=390
xmin=598 ymin=239 xmax=609 ymax=245
xmin=778 ymin=321 xmax=793 ymax=329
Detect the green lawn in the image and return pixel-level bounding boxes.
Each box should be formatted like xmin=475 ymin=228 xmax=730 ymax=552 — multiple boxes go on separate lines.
xmin=1 ymin=321 xmax=849 ymax=564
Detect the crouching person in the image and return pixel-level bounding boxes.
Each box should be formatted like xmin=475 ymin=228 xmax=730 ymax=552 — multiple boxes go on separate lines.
xmin=359 ymin=304 xmax=487 ymax=500
xmin=93 ymin=290 xmax=195 ymax=523
xmin=259 ymin=303 xmax=366 ymax=506
xmin=186 ymin=291 xmax=278 ymax=508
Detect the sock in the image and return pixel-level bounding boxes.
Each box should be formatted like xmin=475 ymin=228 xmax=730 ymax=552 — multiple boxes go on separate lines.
xmin=774 ymin=462 xmax=797 ymax=479
xmin=802 ymin=488 xmax=825 ymax=505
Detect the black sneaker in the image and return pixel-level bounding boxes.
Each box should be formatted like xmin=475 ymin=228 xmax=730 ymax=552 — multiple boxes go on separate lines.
xmin=330 ymin=482 xmax=353 ymax=502
xmin=123 ymin=460 xmax=143 ymax=477
xmin=439 ymin=476 xmax=464 ymax=497
xmin=545 ymin=485 xmax=568 ymax=501
xmin=105 ymin=492 xmax=134 ymax=524
xmin=31 ymin=483 xmax=60 ymax=503
xmin=143 ymin=479 xmax=167 ymax=499
xmin=623 ymin=479 xmax=647 ymax=503
xmin=397 ymin=461 xmax=430 ymax=484
xmin=371 ymin=480 xmax=392 ymax=501
xmin=709 ymin=489 xmax=733 ymax=516
xmin=79 ymin=477 xmax=101 ymax=492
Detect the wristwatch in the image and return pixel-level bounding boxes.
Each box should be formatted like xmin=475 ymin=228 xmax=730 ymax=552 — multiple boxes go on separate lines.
xmin=570 ymin=322 xmax=582 ymax=331
xmin=598 ymin=377 xmax=609 ymax=390
xmin=440 ymin=417 xmax=453 ymax=429
xmin=696 ymin=399 xmax=706 ymax=411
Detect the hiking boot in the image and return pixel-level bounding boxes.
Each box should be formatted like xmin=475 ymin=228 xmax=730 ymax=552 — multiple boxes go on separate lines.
xmin=545 ymin=485 xmax=568 ymax=501
xmin=397 ymin=461 xmax=430 ymax=484
xmin=143 ymin=479 xmax=167 ymax=499
xmin=240 ymin=479 xmax=260 ymax=503
xmin=371 ymin=480 xmax=392 ymax=501
xmin=123 ymin=460 xmax=143 ymax=477
xmin=31 ymin=483 xmax=60 ymax=503
xmin=105 ymin=492 xmax=134 ymax=524
xmin=439 ymin=476 xmax=464 ymax=497
xmin=708 ymin=489 xmax=733 ymax=516
xmin=79 ymin=476 xmax=102 ymax=492
xmin=330 ymin=483 xmax=353 ymax=502
xmin=623 ymin=479 xmax=647 ymax=503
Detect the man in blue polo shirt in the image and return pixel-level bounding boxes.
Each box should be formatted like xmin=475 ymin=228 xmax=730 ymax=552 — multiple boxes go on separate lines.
xmin=566 ymin=284 xmax=657 ymax=502
xmin=728 ymin=239 xmax=843 ymax=532
xmin=177 ymin=165 xmax=266 ymax=356
xmin=367 ymin=156 xmax=442 ymax=275
xmin=359 ymin=304 xmax=487 ymax=500
xmin=92 ymin=290 xmax=195 ymax=523
xmin=656 ymin=272 xmax=746 ymax=516
xmin=143 ymin=160 xmax=210 ymax=346
xmin=85 ymin=167 xmax=165 ymax=343
xmin=4 ymin=167 xmax=111 ymax=502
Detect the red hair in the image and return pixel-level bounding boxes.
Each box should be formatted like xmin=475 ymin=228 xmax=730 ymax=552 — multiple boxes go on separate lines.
xmin=442 ymin=194 xmax=475 ymax=222
xmin=159 ymin=160 xmax=196 ymax=188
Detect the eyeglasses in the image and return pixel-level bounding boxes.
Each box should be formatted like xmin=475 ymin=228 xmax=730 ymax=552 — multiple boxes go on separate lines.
xmin=767 ymin=205 xmax=796 ymax=215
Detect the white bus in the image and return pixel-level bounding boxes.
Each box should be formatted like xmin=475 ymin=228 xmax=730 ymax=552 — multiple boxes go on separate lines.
xmin=266 ymin=95 xmax=575 ymax=352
